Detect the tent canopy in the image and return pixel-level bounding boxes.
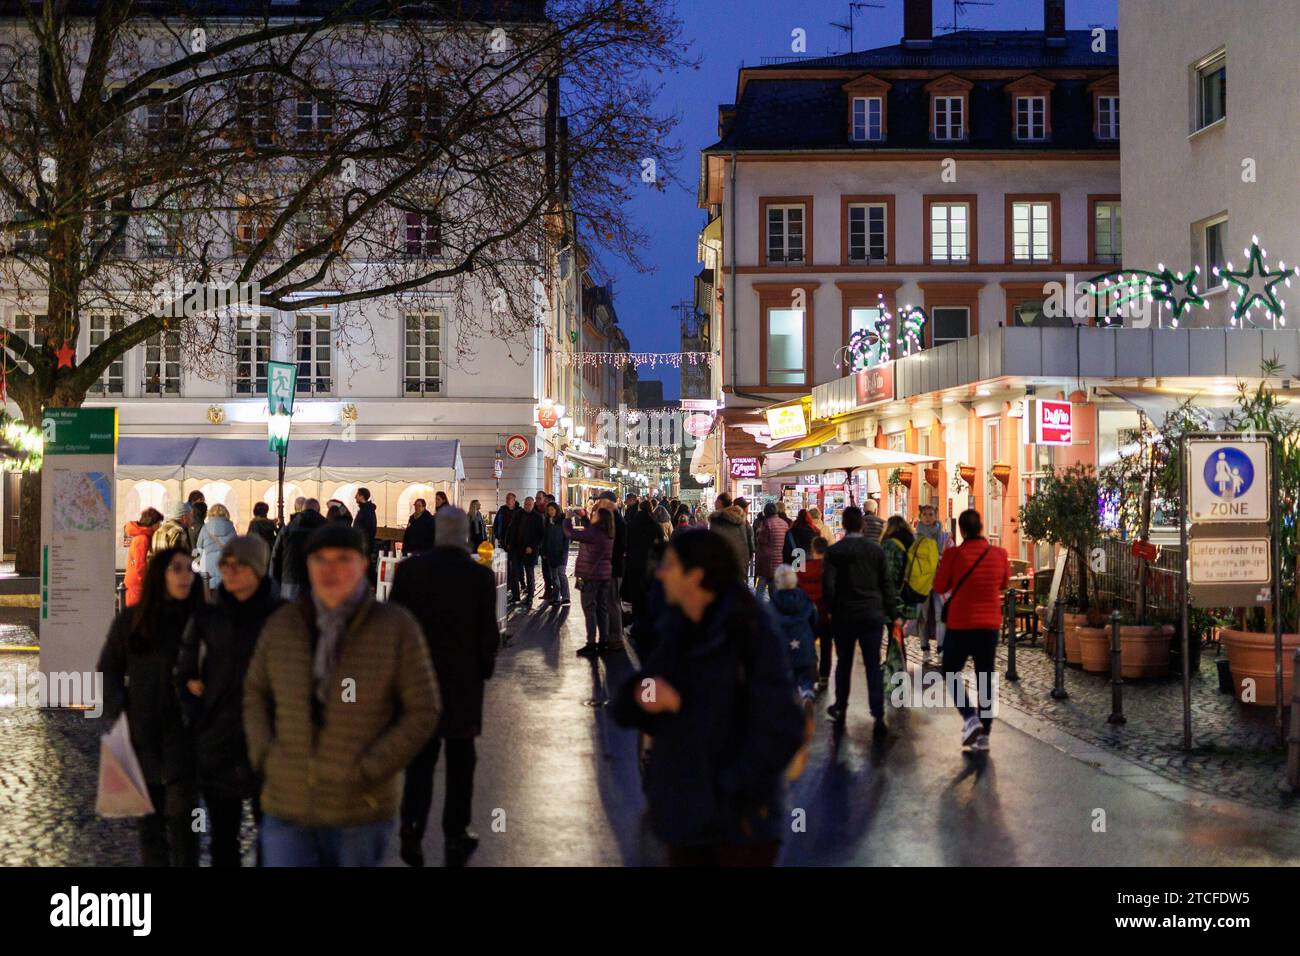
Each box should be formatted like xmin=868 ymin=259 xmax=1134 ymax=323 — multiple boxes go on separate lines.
xmin=115 ymin=436 xmax=199 ymax=481
xmin=320 ymin=439 xmax=463 ymax=484
xmin=764 ymin=442 xmax=941 ymax=478
xmin=116 ymin=437 xmax=463 ymax=484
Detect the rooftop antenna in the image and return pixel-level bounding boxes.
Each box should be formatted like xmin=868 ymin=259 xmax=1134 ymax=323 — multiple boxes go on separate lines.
xmin=941 ymin=0 xmax=993 ymax=33
xmin=829 ymin=1 xmax=884 ymax=53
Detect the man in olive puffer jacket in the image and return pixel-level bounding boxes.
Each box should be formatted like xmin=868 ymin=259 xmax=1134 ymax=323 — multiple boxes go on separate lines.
xmin=244 ymin=524 xmax=440 ymax=866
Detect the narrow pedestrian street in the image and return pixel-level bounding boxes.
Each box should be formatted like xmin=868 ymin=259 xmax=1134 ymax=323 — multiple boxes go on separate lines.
xmin=1 ymin=576 xmax=1297 ymax=868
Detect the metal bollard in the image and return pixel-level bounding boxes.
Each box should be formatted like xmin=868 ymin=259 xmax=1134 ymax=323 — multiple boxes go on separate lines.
xmin=1107 ymin=609 xmax=1126 ymax=725
xmin=1004 ymin=588 xmax=1019 ymax=682
xmin=115 ymin=580 xmax=126 ymax=616
xmin=1051 ymin=596 xmax=1069 ymax=700
xmin=1287 ymin=649 xmax=1300 ymax=792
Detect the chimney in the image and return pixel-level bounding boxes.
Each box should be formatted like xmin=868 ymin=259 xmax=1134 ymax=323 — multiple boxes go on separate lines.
xmin=1044 ymin=0 xmax=1066 ymax=46
xmin=902 ymin=0 xmax=933 ymax=49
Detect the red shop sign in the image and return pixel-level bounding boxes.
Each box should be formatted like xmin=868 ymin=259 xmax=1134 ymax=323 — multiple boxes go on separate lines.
xmin=855 ymin=364 xmax=895 ymax=407
xmin=1027 ymin=399 xmax=1072 ymax=446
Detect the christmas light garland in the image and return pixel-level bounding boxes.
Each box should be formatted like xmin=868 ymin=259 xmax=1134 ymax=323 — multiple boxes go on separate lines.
xmin=835 ymin=294 xmax=930 ymax=371
xmin=558 ymin=351 xmax=717 ymax=370
xmin=0 ymin=412 xmax=43 ymax=472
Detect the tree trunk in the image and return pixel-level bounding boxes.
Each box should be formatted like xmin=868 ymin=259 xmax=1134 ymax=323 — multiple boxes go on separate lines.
xmin=15 ymin=469 xmax=41 ymax=577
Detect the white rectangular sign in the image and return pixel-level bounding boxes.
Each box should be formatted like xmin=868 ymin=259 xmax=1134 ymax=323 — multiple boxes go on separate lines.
xmin=1189 ymin=538 xmax=1271 ymax=585
xmin=1188 ymin=440 xmax=1270 ymax=523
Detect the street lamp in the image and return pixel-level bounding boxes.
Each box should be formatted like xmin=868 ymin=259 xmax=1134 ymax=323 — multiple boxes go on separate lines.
xmin=266 ymin=360 xmax=297 ymax=527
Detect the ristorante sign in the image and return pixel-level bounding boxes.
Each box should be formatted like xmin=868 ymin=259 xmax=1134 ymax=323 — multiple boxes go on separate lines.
xmin=855 ymin=364 xmax=894 ymax=407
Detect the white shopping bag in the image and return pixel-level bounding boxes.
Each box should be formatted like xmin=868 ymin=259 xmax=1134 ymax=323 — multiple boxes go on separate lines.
xmin=95 ymin=714 xmax=155 ymax=818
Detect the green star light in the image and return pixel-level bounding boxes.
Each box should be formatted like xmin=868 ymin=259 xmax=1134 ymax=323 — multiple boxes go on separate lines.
xmin=1217 ymin=236 xmax=1297 ymax=327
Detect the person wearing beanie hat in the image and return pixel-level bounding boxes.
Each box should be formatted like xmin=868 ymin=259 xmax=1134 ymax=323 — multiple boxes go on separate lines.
xmin=151 ymin=502 xmax=192 ymax=557
xmin=390 ymin=504 xmax=499 ymax=867
xmin=175 ymin=535 xmax=283 ymax=866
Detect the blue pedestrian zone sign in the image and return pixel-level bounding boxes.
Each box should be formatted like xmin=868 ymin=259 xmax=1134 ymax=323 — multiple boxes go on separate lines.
xmin=1188 ymin=440 xmax=1269 ymax=523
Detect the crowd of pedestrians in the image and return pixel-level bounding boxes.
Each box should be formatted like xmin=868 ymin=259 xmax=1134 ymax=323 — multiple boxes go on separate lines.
xmin=105 ymin=480 xmax=1007 ymax=869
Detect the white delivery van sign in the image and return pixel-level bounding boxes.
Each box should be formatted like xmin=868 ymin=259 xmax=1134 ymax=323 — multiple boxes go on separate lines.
xmin=1188 ymin=440 xmax=1269 ymax=522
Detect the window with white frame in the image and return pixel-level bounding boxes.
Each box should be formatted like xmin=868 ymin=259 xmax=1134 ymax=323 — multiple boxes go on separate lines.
xmin=888 ymin=431 xmax=908 ymax=516
xmin=10 ymin=313 xmax=42 ymax=373
xmin=933 ymin=96 xmax=964 ymax=141
xmin=1015 ymin=96 xmax=1046 ymax=141
xmin=1195 ymin=52 xmax=1225 ymax=130
xmin=235 ymin=314 xmax=272 ymax=396
xmin=847 ymin=203 xmax=886 ymax=263
xmin=1097 ymin=95 xmax=1119 ymax=140
xmin=931 ymin=306 xmax=969 ymax=347
xmin=1012 ymin=201 xmax=1051 ymax=262
xmin=236 ymin=82 xmax=276 ymax=147
xmin=404 ymin=312 xmax=443 ymax=395
xmin=1094 ymin=201 xmax=1121 ymax=264
xmin=294 ymin=203 xmax=334 ymax=254
xmin=405 ymin=212 xmax=442 ymax=257
xmin=1203 ymin=217 xmax=1228 ymax=286
xmin=235 ymin=200 xmax=272 ymax=255
xmin=87 ymin=313 xmax=123 ymax=395
xmin=143 ymin=206 xmax=182 ymax=257
xmin=143 ymin=329 xmax=181 ymax=395
xmin=848 ymin=305 xmax=884 ymax=339
xmin=929 ymin=202 xmax=969 ymax=262
xmin=407 ymin=85 xmax=444 ymax=139
xmin=88 ymin=198 xmax=129 ymax=257
xmin=294 ymin=313 xmax=331 ymax=394
xmin=851 ymin=96 xmax=882 ymax=142
xmin=295 ymin=95 xmax=333 ymax=142
xmin=14 ymin=209 xmax=47 ymax=253
xmin=766 ymin=307 xmax=804 ymax=384
xmin=766 ymin=204 xmax=805 ymax=265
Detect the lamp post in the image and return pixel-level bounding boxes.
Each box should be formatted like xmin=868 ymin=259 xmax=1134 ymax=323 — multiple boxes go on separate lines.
xmin=266 ymin=360 xmax=297 ymax=528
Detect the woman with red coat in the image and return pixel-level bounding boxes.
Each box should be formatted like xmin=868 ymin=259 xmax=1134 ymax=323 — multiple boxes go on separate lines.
xmin=931 ymin=509 xmax=1011 ymax=752
xmin=124 ymin=508 xmax=164 ymax=607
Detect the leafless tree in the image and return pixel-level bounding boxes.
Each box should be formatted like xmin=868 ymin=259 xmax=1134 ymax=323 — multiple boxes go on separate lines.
xmin=0 ymin=0 xmax=688 ymax=572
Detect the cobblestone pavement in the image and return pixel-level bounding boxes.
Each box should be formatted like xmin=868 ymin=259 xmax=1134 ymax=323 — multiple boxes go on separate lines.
xmin=905 ymin=631 xmax=1297 ymax=817
xmin=1 ymin=591 xmax=1298 ymax=866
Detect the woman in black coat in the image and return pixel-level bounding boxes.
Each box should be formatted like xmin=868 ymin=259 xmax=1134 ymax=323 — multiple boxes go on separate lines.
xmin=611 ymin=530 xmax=804 ymax=867
xmin=98 ymin=547 xmax=205 ymax=867
xmin=175 ymin=567 xmax=282 ymax=866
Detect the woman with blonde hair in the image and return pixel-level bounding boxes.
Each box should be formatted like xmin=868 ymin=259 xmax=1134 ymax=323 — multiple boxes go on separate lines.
xmin=196 ymin=503 xmax=237 ymax=591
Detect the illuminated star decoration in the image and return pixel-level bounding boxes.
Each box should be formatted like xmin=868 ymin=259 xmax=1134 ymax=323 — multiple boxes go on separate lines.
xmin=835 ymin=294 xmax=931 ymax=372
xmin=1089 ymin=265 xmax=1207 ymax=328
xmin=55 ymin=340 xmax=75 ymax=369
xmin=1215 ymin=235 xmax=1298 ymax=327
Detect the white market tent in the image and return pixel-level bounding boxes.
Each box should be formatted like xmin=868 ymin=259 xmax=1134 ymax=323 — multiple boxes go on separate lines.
xmin=764 ymin=442 xmax=941 ymax=478
xmin=116 ymin=436 xmax=464 ymax=485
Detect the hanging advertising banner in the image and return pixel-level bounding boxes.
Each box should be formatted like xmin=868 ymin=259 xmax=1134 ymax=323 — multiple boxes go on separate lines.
xmin=40 ymin=407 xmax=118 ymax=708
xmin=855 ymin=364 xmax=894 ymax=407
xmin=766 ymin=404 xmax=808 ymax=441
xmin=684 ymin=413 xmax=715 ymax=438
xmin=729 ymin=457 xmax=759 ymax=479
xmin=537 ymin=406 xmax=559 ymax=430
xmin=1024 ymin=399 xmax=1073 ymax=446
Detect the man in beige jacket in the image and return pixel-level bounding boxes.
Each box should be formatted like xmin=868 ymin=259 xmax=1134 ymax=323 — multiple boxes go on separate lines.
xmin=244 ymin=523 xmax=440 ymax=866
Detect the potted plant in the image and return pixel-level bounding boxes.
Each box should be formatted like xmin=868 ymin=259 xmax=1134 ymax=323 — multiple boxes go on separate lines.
xmin=1018 ymin=463 xmax=1102 ymax=615
xmin=957 ymin=463 xmax=976 ymax=489
xmin=887 ymin=467 xmax=913 ymax=492
xmin=1211 ymin=363 xmax=1300 ymax=706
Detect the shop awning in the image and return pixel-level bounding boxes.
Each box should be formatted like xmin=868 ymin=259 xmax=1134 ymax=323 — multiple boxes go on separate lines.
xmin=766 ymin=425 xmax=837 ymax=454
xmin=764 ymin=442 xmax=940 ymax=478
xmin=689 ymin=434 xmax=719 ymax=475
xmin=115 ymin=437 xmax=199 ymax=481
xmin=319 ymin=439 xmax=463 ymax=484
xmin=115 ymin=437 xmax=463 ymax=484
xmin=564 ymin=447 xmax=607 ymax=469
xmin=184 ymin=438 xmax=329 ymax=482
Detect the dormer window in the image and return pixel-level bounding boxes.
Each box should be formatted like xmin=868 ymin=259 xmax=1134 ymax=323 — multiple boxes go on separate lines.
xmin=933 ymin=97 xmax=964 ymax=141
xmin=851 ymin=97 xmax=882 ymax=141
xmin=1005 ymin=74 xmax=1055 ymax=143
xmin=843 ymin=74 xmax=890 ymax=144
xmin=1088 ymin=75 xmax=1120 ymax=142
xmin=924 ymin=74 xmax=972 ymax=143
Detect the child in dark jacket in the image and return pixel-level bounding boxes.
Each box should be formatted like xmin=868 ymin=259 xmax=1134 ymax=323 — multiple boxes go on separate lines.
xmin=769 ymin=564 xmax=819 ymax=703
xmin=796 ymin=536 xmax=831 ymax=693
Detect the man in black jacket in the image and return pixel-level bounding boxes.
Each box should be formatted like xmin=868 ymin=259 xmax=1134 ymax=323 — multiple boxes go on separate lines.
xmin=391 ymin=507 xmax=499 ymax=867
xmin=175 ymin=536 xmax=283 ymax=866
xmin=270 ymin=499 xmax=326 ymax=600
xmin=353 ymin=487 xmax=379 ymax=583
xmin=822 ymin=505 xmax=902 ymax=736
xmin=402 ymin=498 xmax=437 ymax=556
xmin=507 ymin=496 xmax=545 ymax=605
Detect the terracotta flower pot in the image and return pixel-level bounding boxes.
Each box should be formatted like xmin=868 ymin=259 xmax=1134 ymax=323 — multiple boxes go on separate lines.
xmin=1118 ymin=624 xmax=1171 ymax=678
xmin=897 ymin=470 xmax=913 ymax=488
xmin=958 ymin=464 xmax=976 ymax=487
xmin=991 ymin=463 xmax=1011 ymax=484
xmin=1077 ymin=626 xmax=1110 ymax=672
xmin=924 ymin=467 xmax=942 ymax=487
xmin=1220 ymin=628 xmax=1300 ymax=707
